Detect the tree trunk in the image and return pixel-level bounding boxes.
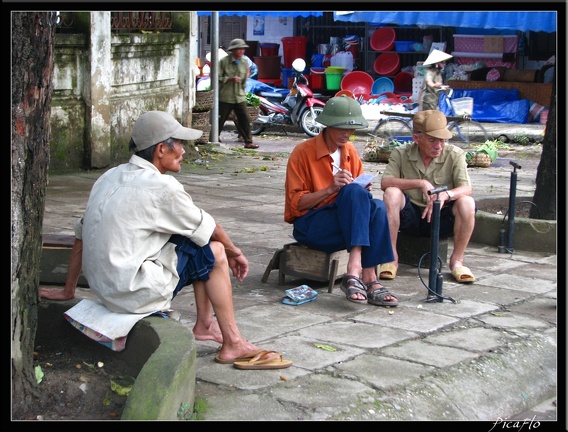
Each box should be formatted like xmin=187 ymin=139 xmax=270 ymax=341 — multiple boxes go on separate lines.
xmin=11 ymin=12 xmax=56 ymax=419
xmin=530 ymin=66 xmax=556 ymax=221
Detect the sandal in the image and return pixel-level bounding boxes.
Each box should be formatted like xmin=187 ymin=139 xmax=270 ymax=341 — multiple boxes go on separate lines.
xmin=366 ymin=281 xmax=398 ymax=307
xmin=340 ymin=274 xmax=367 ymax=304
xmin=244 ymin=143 xmax=259 ymax=149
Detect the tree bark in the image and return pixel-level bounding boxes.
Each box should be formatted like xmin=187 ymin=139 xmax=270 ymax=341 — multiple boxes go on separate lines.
xmin=530 ymin=66 xmax=557 ymax=221
xmin=11 ymin=12 xmax=56 ymax=419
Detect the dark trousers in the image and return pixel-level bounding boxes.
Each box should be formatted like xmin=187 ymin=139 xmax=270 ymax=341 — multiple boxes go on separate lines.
xmin=292 ymin=183 xmax=394 ymax=269
xmin=211 ymin=101 xmax=253 ymax=144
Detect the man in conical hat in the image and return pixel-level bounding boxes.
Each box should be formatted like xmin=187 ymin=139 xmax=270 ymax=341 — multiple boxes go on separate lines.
xmin=419 ymin=49 xmax=453 ymax=111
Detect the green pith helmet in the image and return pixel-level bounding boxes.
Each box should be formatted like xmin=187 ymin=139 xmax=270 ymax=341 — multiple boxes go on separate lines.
xmin=316 ymin=96 xmax=368 ymax=129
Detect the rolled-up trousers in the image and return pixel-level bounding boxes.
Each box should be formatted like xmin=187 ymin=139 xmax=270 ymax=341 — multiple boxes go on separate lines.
xmin=292 ymin=183 xmax=394 ymax=269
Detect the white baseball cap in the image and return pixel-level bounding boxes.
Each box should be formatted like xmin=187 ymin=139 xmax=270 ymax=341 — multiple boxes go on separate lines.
xmin=132 ymin=111 xmax=203 ymax=151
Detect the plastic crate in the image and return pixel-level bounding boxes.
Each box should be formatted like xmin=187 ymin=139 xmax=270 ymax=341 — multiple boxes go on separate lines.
xmin=394 ymin=40 xmax=416 ymax=52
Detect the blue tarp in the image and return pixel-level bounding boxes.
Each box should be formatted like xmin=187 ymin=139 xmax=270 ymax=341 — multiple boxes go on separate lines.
xmin=333 ymin=11 xmax=557 ymax=33
xmin=245 ymin=79 xmax=290 ymax=97
xmin=439 ymin=89 xmax=530 ymax=124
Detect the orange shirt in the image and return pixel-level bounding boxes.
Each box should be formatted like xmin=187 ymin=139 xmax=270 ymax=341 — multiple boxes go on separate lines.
xmin=284 ymin=132 xmax=364 ymax=223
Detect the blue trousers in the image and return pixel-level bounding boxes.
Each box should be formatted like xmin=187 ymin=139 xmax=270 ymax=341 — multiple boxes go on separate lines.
xmin=169 ymin=234 xmax=215 ymax=298
xmin=292 ymin=183 xmax=394 ymax=269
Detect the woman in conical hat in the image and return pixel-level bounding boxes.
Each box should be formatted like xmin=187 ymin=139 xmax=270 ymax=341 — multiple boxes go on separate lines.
xmin=419 ymin=50 xmax=453 ymax=111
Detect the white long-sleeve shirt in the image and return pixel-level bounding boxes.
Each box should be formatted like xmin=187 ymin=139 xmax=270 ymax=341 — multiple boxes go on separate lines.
xmin=81 ymin=155 xmax=216 ymax=314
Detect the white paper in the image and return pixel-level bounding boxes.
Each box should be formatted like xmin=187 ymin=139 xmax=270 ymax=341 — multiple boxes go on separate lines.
xmin=352 ymin=172 xmax=379 ymax=187
xmin=64 ymin=299 xmax=152 ymax=340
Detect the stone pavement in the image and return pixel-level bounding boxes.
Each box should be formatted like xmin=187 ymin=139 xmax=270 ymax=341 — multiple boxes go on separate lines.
xmin=41 ymin=123 xmax=559 ymax=422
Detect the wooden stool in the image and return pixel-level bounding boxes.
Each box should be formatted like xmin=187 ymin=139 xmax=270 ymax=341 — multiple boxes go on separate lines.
xmin=262 ymin=242 xmax=349 ymax=292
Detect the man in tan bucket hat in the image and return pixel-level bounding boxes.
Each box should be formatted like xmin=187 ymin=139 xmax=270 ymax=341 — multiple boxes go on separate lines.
xmin=380 ymin=110 xmax=477 ymax=287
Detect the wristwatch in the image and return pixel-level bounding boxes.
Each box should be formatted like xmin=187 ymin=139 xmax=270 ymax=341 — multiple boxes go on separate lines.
xmin=446 ymin=190 xmax=455 ymax=201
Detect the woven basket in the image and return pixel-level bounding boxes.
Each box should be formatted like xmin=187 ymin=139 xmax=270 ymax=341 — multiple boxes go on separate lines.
xmin=191 ymin=111 xmax=211 ymax=127
xmin=194 ymin=90 xmax=214 ymax=113
xmin=468 ymin=153 xmax=492 ymax=168
xmin=190 ymin=111 xmax=211 ymax=144
xmin=363 ymin=137 xmax=393 ymax=163
xmin=228 ymin=106 xmax=259 ymax=123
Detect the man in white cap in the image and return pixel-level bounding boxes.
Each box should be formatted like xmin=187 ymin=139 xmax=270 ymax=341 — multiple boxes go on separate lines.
xmin=285 ymin=96 xmax=398 ymax=307
xmin=211 ymin=38 xmax=258 ymax=149
xmin=46 ymin=111 xmax=290 ymax=368
xmin=380 ymin=110 xmax=476 ymax=286
xmin=418 ymin=49 xmax=453 ymax=111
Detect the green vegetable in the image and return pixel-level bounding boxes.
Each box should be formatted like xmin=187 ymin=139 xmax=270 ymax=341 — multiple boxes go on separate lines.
xmin=246 ymin=92 xmax=261 ymax=108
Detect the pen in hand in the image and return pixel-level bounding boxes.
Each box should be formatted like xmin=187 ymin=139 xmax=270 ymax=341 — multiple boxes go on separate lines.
xmin=331 ymin=163 xmax=353 ymax=180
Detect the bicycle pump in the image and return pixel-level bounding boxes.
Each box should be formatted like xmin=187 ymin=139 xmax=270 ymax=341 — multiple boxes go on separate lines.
xmin=498 ymin=161 xmax=521 ymax=253
xmin=425 ymin=186 xmax=447 ymax=302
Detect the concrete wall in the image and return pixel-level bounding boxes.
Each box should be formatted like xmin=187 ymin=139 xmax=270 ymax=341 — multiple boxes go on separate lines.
xmin=50 ymin=12 xmax=198 ymax=171
xmin=244 ymin=15 xmax=295 ymax=58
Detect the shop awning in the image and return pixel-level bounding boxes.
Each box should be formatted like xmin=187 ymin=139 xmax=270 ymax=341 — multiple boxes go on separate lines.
xmin=197 ymin=11 xmax=323 ymax=18
xmin=333 ymin=11 xmax=557 ymax=33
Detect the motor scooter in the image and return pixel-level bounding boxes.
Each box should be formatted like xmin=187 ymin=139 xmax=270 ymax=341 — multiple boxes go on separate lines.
xmin=250 ymin=58 xmax=326 ymax=137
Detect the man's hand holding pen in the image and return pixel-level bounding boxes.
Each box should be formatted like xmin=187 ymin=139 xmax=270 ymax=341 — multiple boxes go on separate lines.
xmin=331 ymin=163 xmax=353 ymax=191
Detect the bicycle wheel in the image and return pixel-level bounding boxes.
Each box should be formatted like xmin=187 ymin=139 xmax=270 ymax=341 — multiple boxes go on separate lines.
xmin=447 ymin=120 xmax=488 ymax=147
xmin=372 ymin=118 xmax=413 ymax=144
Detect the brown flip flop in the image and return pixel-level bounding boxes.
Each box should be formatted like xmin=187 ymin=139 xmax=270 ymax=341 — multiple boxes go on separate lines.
xmin=233 ymin=350 xmax=292 ymax=370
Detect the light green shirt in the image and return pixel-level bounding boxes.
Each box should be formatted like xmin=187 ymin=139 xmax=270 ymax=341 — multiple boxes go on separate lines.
xmin=382 ymin=142 xmax=471 ymax=208
xmin=218 ymin=54 xmax=248 ymax=104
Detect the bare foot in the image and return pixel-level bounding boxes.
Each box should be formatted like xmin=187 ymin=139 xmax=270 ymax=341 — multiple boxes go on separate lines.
xmin=193 ymin=319 xmax=223 ymax=344
xmin=216 ymin=341 xmax=266 ymax=363
xmin=449 ymin=259 xmax=464 ymax=272
xmin=39 ymin=286 xmax=75 ymax=301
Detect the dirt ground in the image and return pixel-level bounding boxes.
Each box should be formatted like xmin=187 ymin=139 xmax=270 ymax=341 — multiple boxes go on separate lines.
xmin=18 ymin=335 xmax=132 ymax=421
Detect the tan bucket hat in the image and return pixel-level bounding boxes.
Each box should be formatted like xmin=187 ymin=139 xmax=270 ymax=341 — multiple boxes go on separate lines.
xmin=227 ymin=38 xmax=249 ymax=51
xmin=413 ymin=110 xmax=453 ymax=139
xmin=423 ymin=49 xmax=453 ymax=66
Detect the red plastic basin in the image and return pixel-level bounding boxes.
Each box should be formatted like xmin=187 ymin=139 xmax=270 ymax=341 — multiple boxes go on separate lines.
xmin=370 ymin=27 xmax=396 ymax=51
xmin=393 ymin=71 xmax=414 ymax=93
xmin=374 ymin=52 xmax=400 ymax=76
xmin=340 ymin=71 xmax=374 ymax=95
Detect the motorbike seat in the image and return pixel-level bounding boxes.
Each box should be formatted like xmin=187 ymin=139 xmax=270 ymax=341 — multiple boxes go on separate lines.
xmin=258 ymin=91 xmax=285 ymax=99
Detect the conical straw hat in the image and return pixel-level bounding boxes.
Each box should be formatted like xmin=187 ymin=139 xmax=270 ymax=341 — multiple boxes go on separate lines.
xmin=423 ymin=49 xmax=453 ymax=66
